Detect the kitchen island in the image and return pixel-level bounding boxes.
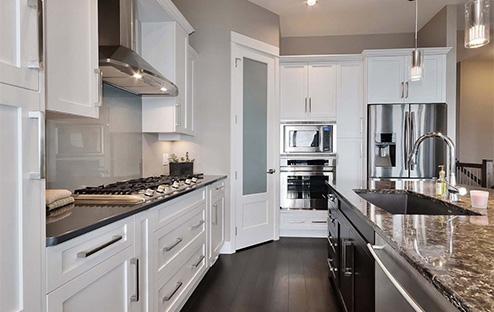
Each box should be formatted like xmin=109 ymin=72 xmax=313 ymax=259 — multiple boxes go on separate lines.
xmin=328 ymin=180 xmax=494 ymax=312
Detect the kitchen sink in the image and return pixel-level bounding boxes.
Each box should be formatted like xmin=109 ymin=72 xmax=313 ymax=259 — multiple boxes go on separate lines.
xmin=354 ymin=190 xmax=480 ymax=216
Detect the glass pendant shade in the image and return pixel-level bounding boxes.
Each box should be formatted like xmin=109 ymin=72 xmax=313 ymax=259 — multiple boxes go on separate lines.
xmin=410 ymin=49 xmax=423 ymax=81
xmin=465 ymin=0 xmax=491 ymax=48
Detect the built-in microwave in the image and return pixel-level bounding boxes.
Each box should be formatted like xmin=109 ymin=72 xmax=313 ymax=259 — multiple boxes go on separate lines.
xmin=281 ymin=123 xmax=336 ymax=154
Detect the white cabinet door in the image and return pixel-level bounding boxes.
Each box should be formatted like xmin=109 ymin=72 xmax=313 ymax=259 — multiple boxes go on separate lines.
xmin=174 ymin=25 xmax=188 ymax=133
xmin=337 ymin=63 xmax=363 ymax=138
xmin=47 ymin=247 xmax=139 ymax=312
xmin=336 ymin=138 xmax=364 ymax=190
xmin=367 ymin=56 xmax=406 ymax=104
xmin=308 ymin=64 xmax=337 ymax=120
xmin=0 ymin=84 xmax=44 ymax=312
xmin=46 ymin=0 xmax=100 ymax=118
xmin=406 ymin=54 xmax=446 ymax=103
xmin=184 ymin=45 xmax=198 ymax=135
xmin=0 ymin=0 xmax=40 ymax=90
xmin=280 ymin=64 xmax=307 ymax=120
xmin=209 ymin=195 xmax=225 ymax=264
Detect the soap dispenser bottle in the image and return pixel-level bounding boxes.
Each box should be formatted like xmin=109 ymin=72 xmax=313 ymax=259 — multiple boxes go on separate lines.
xmin=436 ymin=165 xmax=447 ymax=198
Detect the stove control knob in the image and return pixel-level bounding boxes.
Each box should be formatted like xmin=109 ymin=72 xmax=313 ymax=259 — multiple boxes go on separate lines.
xmin=172 ymin=181 xmax=180 ymax=189
xmin=191 ymin=177 xmax=198 ymax=183
xmin=144 ymin=189 xmax=155 ymax=197
xmin=156 ymin=185 xmax=166 ymax=193
xmin=185 ymin=178 xmax=192 ymax=185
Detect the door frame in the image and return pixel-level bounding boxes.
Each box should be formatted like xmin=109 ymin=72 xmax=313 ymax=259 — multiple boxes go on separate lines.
xmin=229 ymin=31 xmax=280 ymax=252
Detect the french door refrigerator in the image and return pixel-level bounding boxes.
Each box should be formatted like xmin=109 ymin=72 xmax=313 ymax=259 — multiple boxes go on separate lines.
xmin=368 ymin=103 xmax=447 ymax=184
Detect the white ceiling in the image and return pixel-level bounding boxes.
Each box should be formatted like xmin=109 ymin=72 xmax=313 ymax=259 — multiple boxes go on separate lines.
xmin=248 ymin=0 xmax=467 ymax=37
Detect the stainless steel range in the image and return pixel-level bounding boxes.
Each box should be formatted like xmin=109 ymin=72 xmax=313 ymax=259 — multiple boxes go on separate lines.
xmin=74 ymin=174 xmax=205 ymax=205
xmin=280 ymin=157 xmax=336 ymax=210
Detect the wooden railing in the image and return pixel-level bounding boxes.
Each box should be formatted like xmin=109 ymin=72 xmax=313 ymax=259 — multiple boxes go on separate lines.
xmin=456 ymin=160 xmax=494 ymax=188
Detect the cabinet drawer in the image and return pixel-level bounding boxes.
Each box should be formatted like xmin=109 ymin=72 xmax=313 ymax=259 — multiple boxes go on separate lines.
xmin=280 ymin=210 xmax=328 ymax=227
xmin=156 ymin=188 xmax=206 ymax=229
xmin=46 ymin=217 xmax=134 ymax=293
xmin=157 ymin=236 xmax=207 ymax=312
xmin=154 ymin=202 xmax=205 ymax=272
xmin=209 ymin=180 xmax=225 ymax=202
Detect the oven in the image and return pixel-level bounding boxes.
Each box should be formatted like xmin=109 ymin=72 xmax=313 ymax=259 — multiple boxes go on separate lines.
xmin=281 ymin=123 xmax=336 ymax=155
xmin=280 ymin=157 xmax=336 ymax=210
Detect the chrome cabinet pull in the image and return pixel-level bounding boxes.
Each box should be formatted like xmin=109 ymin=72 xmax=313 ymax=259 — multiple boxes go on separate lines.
xmin=192 ymin=255 xmax=205 ymax=269
xmin=190 ymin=220 xmax=205 ymax=230
xmin=312 ymin=220 xmax=327 ymax=224
xmin=213 ymin=203 xmax=218 ymax=225
xmin=367 ymin=244 xmax=425 ymax=312
xmin=28 ymin=111 xmax=45 ymax=180
xmin=401 ymin=82 xmax=405 ymax=99
xmin=130 ymin=258 xmax=139 ymax=302
xmin=163 ymin=282 xmax=183 ymax=302
xmin=215 ymin=185 xmax=225 ymax=191
xmin=309 ymin=97 xmax=312 ymax=112
xmin=287 ymin=220 xmax=304 ymax=224
xmin=163 ymin=238 xmax=183 ymax=252
xmin=95 ymin=69 xmax=103 ymax=106
xmin=405 ymin=81 xmax=409 ymax=99
xmin=342 ymin=240 xmax=354 ymax=277
xmin=305 ymin=97 xmax=308 ymax=112
xmin=77 ymin=235 xmax=123 ymax=258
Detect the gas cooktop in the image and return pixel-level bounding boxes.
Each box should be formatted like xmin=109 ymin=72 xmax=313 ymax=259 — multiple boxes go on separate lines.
xmin=73 ymin=173 xmax=205 ymax=205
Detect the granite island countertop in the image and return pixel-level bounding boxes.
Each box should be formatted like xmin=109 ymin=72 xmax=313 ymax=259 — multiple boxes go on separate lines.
xmin=328 ymin=180 xmax=494 ymax=312
xmin=46 ymin=175 xmax=227 ymax=247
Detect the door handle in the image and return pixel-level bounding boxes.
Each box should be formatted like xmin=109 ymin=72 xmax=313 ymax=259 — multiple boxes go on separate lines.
xmin=95 ymin=69 xmax=103 ymax=106
xmin=404 ymin=111 xmax=409 ymax=170
xmin=267 ymin=169 xmax=276 ymax=174
xmin=401 ymin=82 xmax=405 ymax=99
xmin=163 ymin=282 xmax=183 ymax=302
xmin=130 ymin=258 xmax=139 ymax=302
xmin=77 ymin=235 xmax=123 ymax=258
xmin=29 ymin=111 xmax=45 ymax=180
xmin=305 ymin=98 xmax=308 ymax=112
xmin=309 ymin=97 xmax=312 ymax=112
xmin=405 ymin=81 xmax=409 ymax=99
xmin=163 ymin=237 xmax=183 ymax=252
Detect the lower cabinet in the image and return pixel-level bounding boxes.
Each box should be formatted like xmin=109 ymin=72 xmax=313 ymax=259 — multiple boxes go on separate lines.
xmin=330 ymin=197 xmax=374 ymax=312
xmin=46 ymin=247 xmax=139 ymax=312
xmin=46 ymin=179 xmax=226 ymax=312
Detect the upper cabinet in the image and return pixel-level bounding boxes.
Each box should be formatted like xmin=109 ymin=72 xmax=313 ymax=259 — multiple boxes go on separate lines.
xmin=365 ymin=48 xmax=449 ymax=104
xmin=138 ymin=4 xmax=196 ymax=139
xmin=45 ymin=0 xmax=101 ymax=118
xmin=0 ymin=0 xmax=41 ymax=91
xmin=280 ymin=63 xmax=336 ymax=121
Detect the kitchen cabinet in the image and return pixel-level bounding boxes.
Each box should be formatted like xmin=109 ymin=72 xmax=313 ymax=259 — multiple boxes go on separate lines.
xmin=365 ymin=49 xmax=448 ymax=104
xmin=336 ymin=139 xmax=364 ymax=190
xmin=141 ymin=22 xmax=196 ymax=138
xmin=280 ymin=210 xmax=328 ymax=238
xmin=45 ymin=0 xmax=101 ymax=118
xmin=0 ymin=0 xmax=40 ymax=90
xmin=0 ymin=85 xmax=44 ymax=312
xmin=208 ymin=181 xmax=226 ymax=265
xmin=280 ymin=63 xmax=337 ymax=121
xmin=46 ymin=247 xmax=139 ymax=312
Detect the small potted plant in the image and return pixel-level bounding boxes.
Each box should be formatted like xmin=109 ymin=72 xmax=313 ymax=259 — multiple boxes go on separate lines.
xmin=169 ymin=152 xmax=194 ymax=176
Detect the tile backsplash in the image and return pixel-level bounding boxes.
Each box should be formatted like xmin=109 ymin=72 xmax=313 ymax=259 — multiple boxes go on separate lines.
xmin=46 ymin=85 xmax=142 ymax=191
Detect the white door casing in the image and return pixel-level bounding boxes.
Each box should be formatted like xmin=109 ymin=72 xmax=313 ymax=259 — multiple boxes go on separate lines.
xmin=231 ymin=32 xmax=279 ymax=250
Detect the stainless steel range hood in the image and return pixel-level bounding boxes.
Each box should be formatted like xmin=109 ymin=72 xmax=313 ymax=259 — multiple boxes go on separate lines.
xmin=98 ymin=0 xmax=178 ymax=96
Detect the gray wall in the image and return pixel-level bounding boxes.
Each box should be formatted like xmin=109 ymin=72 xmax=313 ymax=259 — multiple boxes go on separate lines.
xmin=142 ymin=0 xmax=280 ymax=243
xmin=47 ymin=85 xmax=142 ymax=191
xmin=280 ymin=32 xmax=415 ymax=55
xmin=418 ymin=6 xmax=448 ymax=47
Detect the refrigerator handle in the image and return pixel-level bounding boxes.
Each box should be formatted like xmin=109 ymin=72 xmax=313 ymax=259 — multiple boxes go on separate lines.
xmin=404 ymin=112 xmax=409 ymax=170
xmin=410 ymin=112 xmax=415 ymax=170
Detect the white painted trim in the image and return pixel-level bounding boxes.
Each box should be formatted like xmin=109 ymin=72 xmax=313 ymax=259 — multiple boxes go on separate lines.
xmin=362 ymin=47 xmax=452 ymax=56
xmin=219 ymin=241 xmax=235 ymax=254
xmin=155 ymin=0 xmax=194 ymax=34
xmin=280 ymin=229 xmax=327 ymax=238
xmin=231 ymin=31 xmax=280 ymax=57
xmin=280 ymin=54 xmax=362 ymax=63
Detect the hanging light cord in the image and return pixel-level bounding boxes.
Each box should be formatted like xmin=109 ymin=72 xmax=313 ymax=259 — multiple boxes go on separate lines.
xmin=415 ymin=0 xmax=418 ymax=49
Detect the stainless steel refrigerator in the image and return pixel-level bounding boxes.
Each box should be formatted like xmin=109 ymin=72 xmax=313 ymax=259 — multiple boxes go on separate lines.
xmin=368 ymin=103 xmax=447 ymax=183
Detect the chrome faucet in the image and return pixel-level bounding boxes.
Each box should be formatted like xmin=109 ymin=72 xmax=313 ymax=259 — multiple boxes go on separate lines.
xmin=408 ymin=132 xmax=457 ymax=187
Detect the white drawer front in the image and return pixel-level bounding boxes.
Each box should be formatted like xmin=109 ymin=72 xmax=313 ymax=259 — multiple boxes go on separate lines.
xmin=156 ymin=188 xmax=206 ymax=229
xmin=155 ymin=202 xmax=205 ymax=272
xmin=280 ymin=210 xmax=328 ymax=228
xmin=209 ymin=180 xmax=226 ymax=203
xmin=46 ymin=218 xmax=134 ymax=293
xmin=157 ymin=236 xmax=206 ymax=312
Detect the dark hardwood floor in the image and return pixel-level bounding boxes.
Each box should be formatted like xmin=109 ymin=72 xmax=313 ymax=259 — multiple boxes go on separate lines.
xmin=182 ymin=238 xmax=341 ymax=312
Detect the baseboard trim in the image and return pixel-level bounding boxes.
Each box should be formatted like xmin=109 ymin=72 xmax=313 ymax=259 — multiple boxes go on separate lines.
xmin=220 ymin=241 xmax=235 ymax=254
xmin=280 ymin=228 xmax=327 ymax=238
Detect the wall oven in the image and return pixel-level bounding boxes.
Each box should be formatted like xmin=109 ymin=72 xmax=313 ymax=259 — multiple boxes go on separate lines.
xmin=281 ymin=122 xmax=336 ymax=155
xmin=280 ymin=157 xmax=336 ymax=210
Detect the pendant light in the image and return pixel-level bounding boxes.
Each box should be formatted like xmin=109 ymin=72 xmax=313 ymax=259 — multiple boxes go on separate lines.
xmin=465 ymin=0 xmax=491 ymax=48
xmin=410 ymin=0 xmax=423 ymax=81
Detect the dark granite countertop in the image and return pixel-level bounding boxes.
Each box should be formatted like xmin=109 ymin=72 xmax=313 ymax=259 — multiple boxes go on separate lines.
xmin=328 ymin=180 xmax=494 ymax=312
xmin=46 ymin=175 xmax=227 ymax=247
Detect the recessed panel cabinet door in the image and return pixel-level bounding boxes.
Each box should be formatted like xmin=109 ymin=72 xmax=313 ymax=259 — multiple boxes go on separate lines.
xmin=280 ymin=65 xmax=307 ymax=120
xmin=0 ymin=85 xmax=44 ymax=312
xmin=367 ymin=56 xmax=406 ymax=104
xmin=0 ymin=0 xmax=40 ymax=90
xmin=46 ymin=0 xmax=100 ymax=118
xmin=308 ymin=64 xmax=337 ymax=120
xmin=46 ymin=247 xmax=138 ymax=312
xmin=406 ymin=54 xmax=446 ymax=103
